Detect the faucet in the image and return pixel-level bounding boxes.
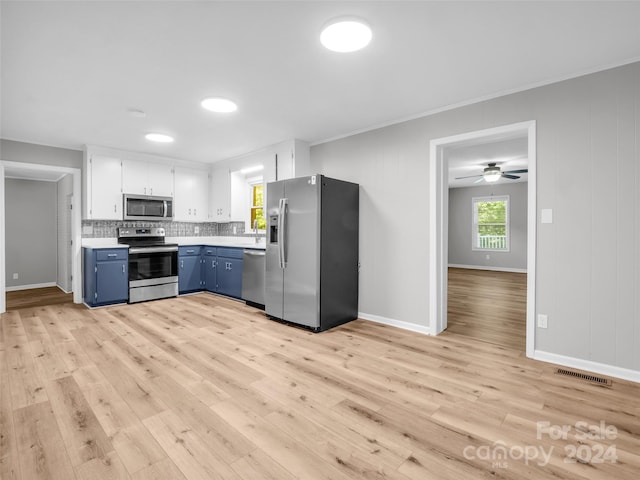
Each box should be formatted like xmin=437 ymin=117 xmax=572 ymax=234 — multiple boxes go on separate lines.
xmin=254 ymin=219 xmax=260 ymax=244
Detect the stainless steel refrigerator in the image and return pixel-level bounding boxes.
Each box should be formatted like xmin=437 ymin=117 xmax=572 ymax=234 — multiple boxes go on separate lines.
xmin=265 ymin=174 xmax=359 ymax=332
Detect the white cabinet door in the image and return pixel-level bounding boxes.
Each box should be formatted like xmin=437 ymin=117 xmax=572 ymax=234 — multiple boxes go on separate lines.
xmin=147 ymin=163 xmax=174 ymax=197
xmin=123 ymin=160 xmax=174 ymax=197
xmin=121 ymin=159 xmax=148 ymax=195
xmin=210 ymin=167 xmax=230 ymax=220
xmin=174 ymin=167 xmax=209 ymax=221
xmin=89 ymin=155 xmax=122 ymax=219
xmin=275 ymin=142 xmax=294 ymax=180
xmin=192 ymin=173 xmax=209 ymax=221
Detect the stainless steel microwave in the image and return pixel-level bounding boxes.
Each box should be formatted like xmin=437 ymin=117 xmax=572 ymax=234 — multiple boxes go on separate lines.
xmin=123 ymin=194 xmax=173 ymax=221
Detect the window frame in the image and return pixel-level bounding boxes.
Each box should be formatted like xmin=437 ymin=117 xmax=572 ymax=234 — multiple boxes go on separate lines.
xmin=249 ymin=180 xmax=265 ymax=231
xmin=471 ymin=195 xmax=510 ymax=252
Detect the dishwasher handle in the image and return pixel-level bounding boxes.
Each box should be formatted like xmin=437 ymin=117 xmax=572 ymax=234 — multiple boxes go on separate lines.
xmin=243 ymin=250 xmax=265 ymax=257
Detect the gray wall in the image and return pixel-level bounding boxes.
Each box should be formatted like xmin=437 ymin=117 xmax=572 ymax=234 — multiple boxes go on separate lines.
xmin=5 ymin=178 xmax=58 ymax=288
xmin=0 ymin=139 xmax=82 ymax=169
xmin=311 ymin=61 xmax=640 ymax=372
xmin=448 ymin=183 xmax=527 ymax=270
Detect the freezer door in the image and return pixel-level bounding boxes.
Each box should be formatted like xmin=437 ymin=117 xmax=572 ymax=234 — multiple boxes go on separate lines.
xmin=282 ymin=176 xmax=320 ymax=328
xmin=265 ymin=180 xmax=285 ymax=319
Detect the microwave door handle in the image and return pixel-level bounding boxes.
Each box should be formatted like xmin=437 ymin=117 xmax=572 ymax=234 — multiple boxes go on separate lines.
xmin=163 ymin=201 xmax=167 ymax=217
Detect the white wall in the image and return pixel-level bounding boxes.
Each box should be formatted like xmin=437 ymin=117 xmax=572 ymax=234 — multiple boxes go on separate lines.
xmin=448 ymin=182 xmax=527 ymax=270
xmin=5 ymin=178 xmax=58 ymax=288
xmin=311 ymin=61 xmax=640 ymax=374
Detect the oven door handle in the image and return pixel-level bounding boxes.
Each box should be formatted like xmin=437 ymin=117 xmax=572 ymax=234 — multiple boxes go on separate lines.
xmin=129 ymin=246 xmax=179 ymax=254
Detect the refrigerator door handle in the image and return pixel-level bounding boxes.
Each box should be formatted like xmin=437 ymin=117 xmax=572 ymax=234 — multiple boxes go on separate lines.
xmin=278 ymin=197 xmax=288 ymax=268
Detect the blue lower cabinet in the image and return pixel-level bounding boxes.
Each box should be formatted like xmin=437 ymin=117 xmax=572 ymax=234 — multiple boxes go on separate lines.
xmin=84 ymin=248 xmax=129 ymax=306
xmin=178 ymin=245 xmax=244 ymax=299
xmin=203 ymin=247 xmax=217 ymax=293
xmin=178 ymin=246 xmax=203 ymax=294
xmin=216 ymin=256 xmax=243 ymax=298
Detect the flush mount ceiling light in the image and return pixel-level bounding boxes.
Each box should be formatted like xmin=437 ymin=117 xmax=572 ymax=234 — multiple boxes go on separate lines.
xmin=201 ymin=97 xmax=238 ymax=113
xmin=145 ymin=133 xmax=174 ymax=143
xmin=320 ymin=17 xmax=372 ymax=52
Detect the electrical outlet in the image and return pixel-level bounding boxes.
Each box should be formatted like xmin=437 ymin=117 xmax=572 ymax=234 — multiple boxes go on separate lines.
xmin=194 ymin=226 xmax=199 ymax=234
xmin=233 ymin=226 xmax=237 ymax=234
xmin=485 ymin=254 xmax=490 ymax=260
xmin=537 ymin=314 xmax=548 ymax=329
xmin=13 ymin=273 xmax=19 ymax=280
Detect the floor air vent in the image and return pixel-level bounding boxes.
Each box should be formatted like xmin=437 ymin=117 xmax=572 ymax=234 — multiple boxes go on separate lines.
xmin=555 ymin=368 xmax=612 ymax=387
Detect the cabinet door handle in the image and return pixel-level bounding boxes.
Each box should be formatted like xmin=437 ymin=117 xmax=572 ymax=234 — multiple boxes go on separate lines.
xmin=150 ymin=188 xmax=153 ymax=195
xmin=180 ymin=260 xmax=184 ymax=269
xmin=114 ymin=204 xmax=117 ymax=213
xmin=186 ymin=249 xmax=195 ymax=254
xmin=122 ymin=265 xmax=125 ymax=273
xmin=107 ymin=253 xmax=117 ymax=257
xmin=212 ymin=260 xmax=216 ymax=269
xmin=144 ymin=187 xmax=147 ymax=195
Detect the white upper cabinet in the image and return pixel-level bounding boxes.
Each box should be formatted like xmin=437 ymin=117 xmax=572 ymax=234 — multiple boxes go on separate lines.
xmin=274 ymin=139 xmax=310 ymax=181
xmin=122 ymin=159 xmax=174 ymax=197
xmin=83 ymin=153 xmax=123 ymax=220
xmin=174 ymin=167 xmax=209 ymax=222
xmin=210 ymin=166 xmax=230 ymax=221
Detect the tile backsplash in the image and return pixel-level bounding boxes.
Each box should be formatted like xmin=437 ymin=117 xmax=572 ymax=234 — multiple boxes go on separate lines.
xmin=82 ymin=220 xmax=248 ymax=238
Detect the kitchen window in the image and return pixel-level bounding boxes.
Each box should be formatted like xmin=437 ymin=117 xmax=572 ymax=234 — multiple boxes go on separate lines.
xmin=250 ymin=183 xmax=266 ymax=230
xmin=472 ymin=195 xmax=509 ymax=251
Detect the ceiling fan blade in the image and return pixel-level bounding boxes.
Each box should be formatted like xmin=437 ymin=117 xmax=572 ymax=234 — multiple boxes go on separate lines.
xmin=502 ymin=169 xmax=528 ymax=174
xmin=473 ymin=177 xmax=485 ymax=183
xmin=455 ymin=174 xmax=483 ymax=180
xmin=502 ymin=174 xmax=520 ymax=179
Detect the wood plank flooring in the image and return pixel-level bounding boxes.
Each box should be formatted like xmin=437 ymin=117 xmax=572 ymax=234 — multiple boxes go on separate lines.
xmin=447 ymin=267 xmax=527 ymax=350
xmin=6 ymin=286 xmax=73 ymax=311
xmin=1 ymin=293 xmax=639 ymax=479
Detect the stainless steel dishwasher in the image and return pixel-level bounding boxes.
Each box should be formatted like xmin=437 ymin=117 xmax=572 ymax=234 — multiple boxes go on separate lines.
xmin=241 ymin=249 xmax=265 ymax=308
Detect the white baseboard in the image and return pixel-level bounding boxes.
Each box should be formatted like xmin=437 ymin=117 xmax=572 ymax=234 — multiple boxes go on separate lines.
xmin=358 ymin=312 xmax=431 ymax=335
xmin=534 ymin=350 xmax=640 ymax=384
xmin=5 ymin=282 xmax=57 ymax=292
xmin=448 ymin=264 xmax=527 ymax=273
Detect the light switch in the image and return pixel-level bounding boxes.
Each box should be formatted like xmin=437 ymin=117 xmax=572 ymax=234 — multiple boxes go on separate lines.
xmin=541 ymin=209 xmax=553 ymax=224
xmin=537 ymin=314 xmax=548 ymax=328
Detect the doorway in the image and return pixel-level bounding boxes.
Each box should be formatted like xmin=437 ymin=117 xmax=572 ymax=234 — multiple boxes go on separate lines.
xmin=429 ymin=121 xmax=536 ymax=357
xmin=0 ymin=161 xmax=82 ymax=313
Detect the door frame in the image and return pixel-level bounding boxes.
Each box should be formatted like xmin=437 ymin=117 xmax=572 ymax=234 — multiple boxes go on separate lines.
xmin=428 ymin=120 xmax=537 ymax=358
xmin=0 ymin=161 xmax=83 ymax=313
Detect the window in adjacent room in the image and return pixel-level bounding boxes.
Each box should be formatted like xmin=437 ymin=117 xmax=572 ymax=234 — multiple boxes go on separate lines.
xmin=472 ymin=195 xmax=509 ymax=251
xmin=250 ymin=183 xmax=266 ymax=230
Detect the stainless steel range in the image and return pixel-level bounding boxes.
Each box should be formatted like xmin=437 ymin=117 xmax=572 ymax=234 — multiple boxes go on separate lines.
xmin=117 ymin=227 xmax=178 ymax=303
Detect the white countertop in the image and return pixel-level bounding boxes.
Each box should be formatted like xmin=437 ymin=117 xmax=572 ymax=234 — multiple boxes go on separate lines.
xmin=82 ymin=236 xmax=266 ymax=250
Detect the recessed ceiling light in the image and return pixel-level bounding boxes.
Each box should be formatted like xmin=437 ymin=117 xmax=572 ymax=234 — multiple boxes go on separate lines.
xmin=145 ymin=133 xmax=174 ymax=143
xmin=201 ymin=97 xmax=238 ymax=113
xmin=320 ymin=18 xmax=372 ymax=52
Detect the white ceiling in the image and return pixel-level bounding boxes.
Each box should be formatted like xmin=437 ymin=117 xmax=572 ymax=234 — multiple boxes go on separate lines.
xmin=2 ymin=1 xmax=640 ymax=164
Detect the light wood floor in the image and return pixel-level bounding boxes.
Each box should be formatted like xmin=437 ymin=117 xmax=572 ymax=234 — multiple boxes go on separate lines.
xmin=6 ymin=286 xmax=73 ymax=311
xmin=447 ymin=267 xmax=527 ymax=350
xmin=1 ymin=294 xmax=639 ymax=480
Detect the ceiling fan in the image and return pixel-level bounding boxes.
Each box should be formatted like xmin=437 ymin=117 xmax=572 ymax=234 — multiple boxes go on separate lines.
xmin=455 ymin=162 xmax=528 ymax=183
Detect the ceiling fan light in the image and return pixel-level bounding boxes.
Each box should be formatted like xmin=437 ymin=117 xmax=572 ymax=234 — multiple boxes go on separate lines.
xmin=484 ymin=172 xmax=501 ymax=182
